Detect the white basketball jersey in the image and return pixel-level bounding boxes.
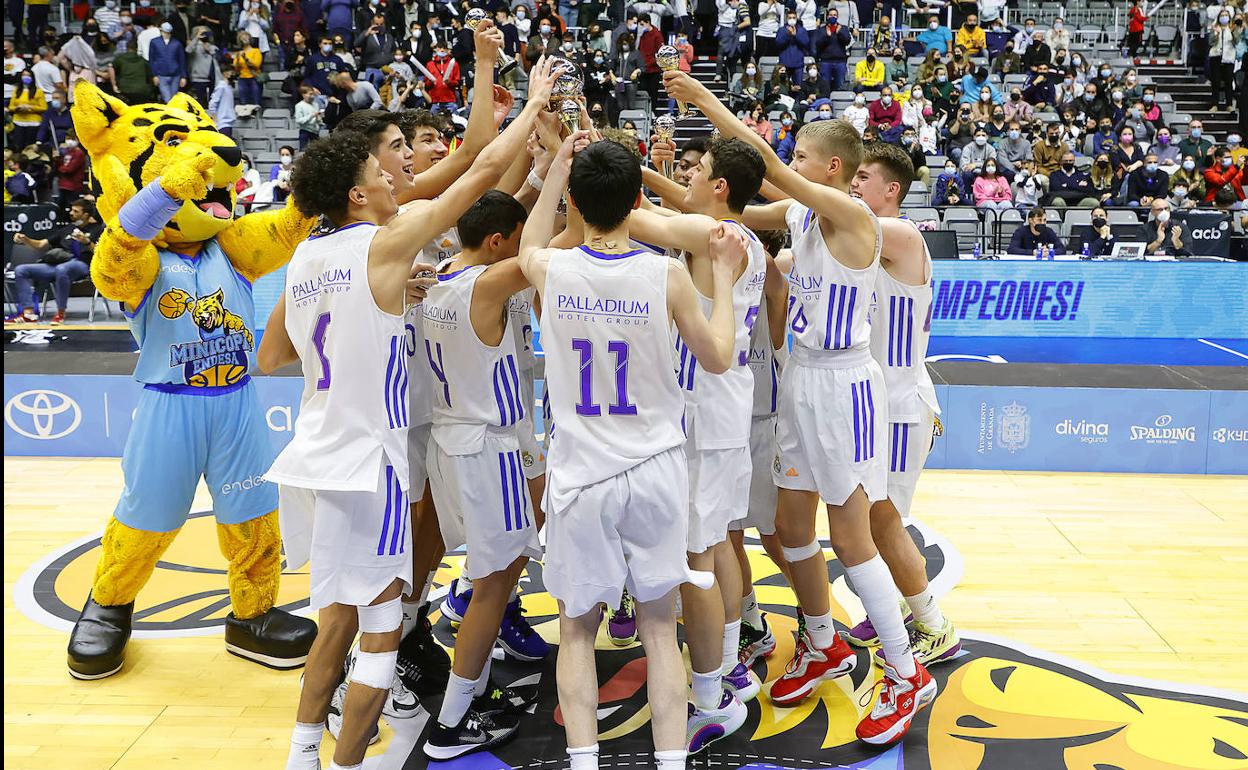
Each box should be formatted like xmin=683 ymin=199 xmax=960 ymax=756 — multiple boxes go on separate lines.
xmin=267 ymin=222 xmax=410 ymax=491
xmin=422 ymin=262 xmax=525 ymax=455
xmin=398 ymin=201 xmax=434 ymax=428
xmin=870 ymin=218 xmax=940 ymax=422
xmin=783 ymin=200 xmax=881 ymax=357
xmin=673 ymin=219 xmax=766 ymax=449
xmin=421 ymin=225 xmax=462 ymax=264
xmin=508 ymin=287 xmax=537 ymax=373
xmin=540 ymin=245 xmax=685 ymax=500
xmin=748 ymin=295 xmax=786 ymax=418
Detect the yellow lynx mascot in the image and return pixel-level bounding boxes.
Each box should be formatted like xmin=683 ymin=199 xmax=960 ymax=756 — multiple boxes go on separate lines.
xmin=66 ymin=81 xmax=318 ymax=679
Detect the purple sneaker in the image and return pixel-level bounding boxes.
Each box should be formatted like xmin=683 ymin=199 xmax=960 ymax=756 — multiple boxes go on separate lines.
xmin=722 ymin=661 xmax=760 ymax=702
xmin=496 ymin=596 xmax=550 ymax=661
xmin=686 ymin=689 xmax=746 ymax=754
xmin=441 ymin=579 xmax=472 ymax=625
xmin=607 ymin=590 xmax=637 ymax=647
xmin=845 ymin=601 xmax=914 ymax=648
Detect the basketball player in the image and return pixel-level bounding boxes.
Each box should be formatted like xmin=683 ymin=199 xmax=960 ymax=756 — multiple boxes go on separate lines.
xmin=665 ymin=70 xmax=937 ymax=746
xmin=419 ymin=190 xmax=544 ymax=759
xmin=627 ymin=137 xmax=768 ymax=747
xmin=517 ymin=135 xmax=748 ymax=770
xmin=850 ymin=143 xmax=961 ymax=666
xmin=262 ymin=58 xmax=558 ymax=770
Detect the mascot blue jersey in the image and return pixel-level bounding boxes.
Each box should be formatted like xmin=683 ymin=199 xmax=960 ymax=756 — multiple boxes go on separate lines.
xmin=124 ymin=240 xmax=257 ymax=389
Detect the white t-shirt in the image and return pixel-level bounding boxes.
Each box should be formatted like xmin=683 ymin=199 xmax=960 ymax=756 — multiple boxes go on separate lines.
xmin=4 ymin=56 xmax=25 ymax=100
xmin=31 ymin=60 xmax=64 ymax=96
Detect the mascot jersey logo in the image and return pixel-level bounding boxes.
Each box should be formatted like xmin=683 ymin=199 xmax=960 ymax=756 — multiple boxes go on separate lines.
xmin=159 ymin=287 xmax=254 ymax=386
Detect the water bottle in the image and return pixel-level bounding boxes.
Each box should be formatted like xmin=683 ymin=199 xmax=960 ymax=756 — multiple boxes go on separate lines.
xmin=972 ymin=242 xmax=981 ymax=259
xmin=1034 ymin=246 xmax=1042 ymax=260
xmin=1081 ymin=242 xmax=1090 ymax=260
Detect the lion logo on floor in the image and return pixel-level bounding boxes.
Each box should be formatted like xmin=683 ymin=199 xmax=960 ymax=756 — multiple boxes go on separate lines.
xmin=158 ymin=287 xmax=255 ymax=387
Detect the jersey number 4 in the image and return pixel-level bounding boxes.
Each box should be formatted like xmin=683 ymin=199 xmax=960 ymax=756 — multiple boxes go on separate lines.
xmin=572 ymin=338 xmax=637 ymax=417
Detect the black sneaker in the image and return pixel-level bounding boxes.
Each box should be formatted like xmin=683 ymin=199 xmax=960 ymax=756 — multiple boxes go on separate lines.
xmin=423 ymin=709 xmax=519 ymax=760
xmin=471 ymin=677 xmax=539 ymax=717
xmin=397 ymin=604 xmax=451 ymax=696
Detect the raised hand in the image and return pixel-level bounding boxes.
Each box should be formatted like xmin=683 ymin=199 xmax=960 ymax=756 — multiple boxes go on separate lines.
xmin=159 ymin=150 xmax=217 ymax=202
xmin=472 ymin=18 xmax=502 ymax=63
xmin=709 ymin=221 xmax=747 ymax=268
xmin=492 ymin=83 xmax=515 ymax=128
xmin=527 ymin=55 xmax=558 ymax=106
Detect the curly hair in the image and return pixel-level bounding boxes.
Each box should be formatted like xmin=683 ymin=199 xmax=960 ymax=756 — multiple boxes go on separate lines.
xmin=290 ymin=132 xmax=372 ymax=226
xmin=755 ymin=229 xmax=788 ymax=259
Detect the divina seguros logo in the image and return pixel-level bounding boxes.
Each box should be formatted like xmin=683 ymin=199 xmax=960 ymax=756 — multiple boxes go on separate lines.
xmin=1055 ymin=418 xmax=1110 ymax=444
xmin=4 ymin=389 xmax=83 ymax=440
xmin=1129 ymin=414 xmax=1197 ymax=444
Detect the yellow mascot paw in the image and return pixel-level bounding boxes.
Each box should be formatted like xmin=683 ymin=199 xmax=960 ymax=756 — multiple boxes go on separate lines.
xmin=159 ymin=152 xmax=216 ymax=202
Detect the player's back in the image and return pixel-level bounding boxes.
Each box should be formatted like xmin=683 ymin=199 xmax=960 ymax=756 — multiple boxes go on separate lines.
xmin=870 ymin=218 xmax=939 ymax=423
xmin=747 ymin=294 xmax=786 ymax=418
xmin=783 ymin=200 xmax=881 ymax=363
xmin=267 ymin=222 xmax=410 ymax=491
xmin=540 ymin=245 xmax=686 ymax=501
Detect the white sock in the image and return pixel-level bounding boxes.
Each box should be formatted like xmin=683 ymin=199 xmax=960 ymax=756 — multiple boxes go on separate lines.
xmin=328 ymin=763 xmax=361 ymax=770
xmin=457 ymin=576 xmax=474 ymax=595
xmin=741 ymin=590 xmax=762 ymax=627
xmin=473 ymin=656 xmax=493 ymax=696
xmin=655 ymin=749 xmax=688 ymax=770
xmin=567 ymin=743 xmax=599 ymax=770
xmin=438 ymin=671 xmax=477 ymax=727
xmin=847 ymin=556 xmax=916 ymax=679
xmin=721 ymin=619 xmax=741 ymax=674
xmin=285 ymin=722 xmax=323 ymax=770
xmin=904 ymin=587 xmax=946 ymax=629
xmin=691 ymin=668 xmax=721 ymax=710
xmin=401 ymin=599 xmax=423 ymax=637
xmin=804 ymin=609 xmax=836 ymax=649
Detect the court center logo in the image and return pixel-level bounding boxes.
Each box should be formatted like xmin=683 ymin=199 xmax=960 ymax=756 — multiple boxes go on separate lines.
xmin=5 ymin=389 xmax=82 ymax=440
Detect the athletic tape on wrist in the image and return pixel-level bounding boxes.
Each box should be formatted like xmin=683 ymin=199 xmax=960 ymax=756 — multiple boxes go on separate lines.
xmin=357 ymin=596 xmax=402 ymax=634
xmin=117 ymin=178 xmax=184 ymax=241
xmin=782 ymin=539 xmax=822 ymax=563
xmin=350 ymin=649 xmax=398 ymax=689
xmin=526 ymin=169 xmax=545 ymax=191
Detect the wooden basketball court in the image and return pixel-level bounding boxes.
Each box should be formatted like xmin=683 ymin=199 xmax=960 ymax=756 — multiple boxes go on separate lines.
xmin=5 ymin=457 xmax=1246 ymax=769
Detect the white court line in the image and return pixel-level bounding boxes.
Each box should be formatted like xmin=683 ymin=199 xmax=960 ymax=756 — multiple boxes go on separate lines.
xmin=1197 ymin=338 xmax=1248 ymax=361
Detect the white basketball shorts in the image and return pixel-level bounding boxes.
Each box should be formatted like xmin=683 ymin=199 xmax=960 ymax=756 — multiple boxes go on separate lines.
xmin=426 ymin=431 xmax=542 ymax=581
xmin=281 ymin=463 xmax=414 ymax=612
xmin=407 ymin=421 xmax=431 ymax=501
xmin=544 ymin=446 xmax=711 ymax=618
xmin=773 ymin=356 xmax=888 ymax=506
xmin=887 ymin=402 xmax=936 ymax=520
xmin=731 ymin=414 xmax=779 ymax=536
xmin=516 ymin=371 xmax=547 ymax=480
xmin=686 ymin=411 xmax=751 ymax=554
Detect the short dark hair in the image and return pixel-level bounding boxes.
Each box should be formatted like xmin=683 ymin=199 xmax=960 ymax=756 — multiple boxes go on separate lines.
xmin=334 ymin=109 xmax=403 ymax=152
xmin=1028 ymin=206 xmax=1046 ymax=220
xmin=279 ymin=144 xmax=295 ymax=155
xmin=756 ymin=229 xmax=787 ymax=258
xmin=291 ymin=132 xmax=372 ymax=226
xmin=862 ymin=141 xmax=915 ymax=198
xmin=397 ymin=109 xmax=445 ymax=141
xmin=569 ymin=141 xmax=642 ymax=231
xmin=681 ymin=135 xmax=711 ymax=157
xmin=706 ymin=137 xmax=765 ymax=213
xmin=457 ymin=190 xmax=528 ymax=249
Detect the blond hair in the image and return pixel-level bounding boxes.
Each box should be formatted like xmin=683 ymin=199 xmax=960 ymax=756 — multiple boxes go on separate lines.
xmin=796 ymin=119 xmax=864 ymax=183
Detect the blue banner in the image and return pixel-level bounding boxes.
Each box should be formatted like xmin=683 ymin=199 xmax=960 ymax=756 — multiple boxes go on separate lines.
xmin=6 ymin=374 xmax=1245 ymax=475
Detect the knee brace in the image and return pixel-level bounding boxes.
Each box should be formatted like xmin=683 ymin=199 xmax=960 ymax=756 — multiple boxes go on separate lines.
xmin=782 ymin=539 xmax=822 ymax=563
xmin=357 ymin=596 xmax=402 ymax=634
xmin=350 ymin=649 xmax=398 ymax=690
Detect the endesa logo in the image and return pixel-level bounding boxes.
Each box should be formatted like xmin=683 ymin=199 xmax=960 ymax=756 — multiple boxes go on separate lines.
xmin=1055 ymin=418 xmax=1109 ymax=444
xmin=5 ymin=389 xmax=83 ymax=440
xmin=1129 ymin=415 xmax=1197 ymax=444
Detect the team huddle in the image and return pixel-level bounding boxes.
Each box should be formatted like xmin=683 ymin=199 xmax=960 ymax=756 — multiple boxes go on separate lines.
xmin=260 ymin=21 xmax=961 ymax=770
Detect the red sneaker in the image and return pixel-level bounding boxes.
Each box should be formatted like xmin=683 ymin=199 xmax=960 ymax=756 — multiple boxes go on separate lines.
xmin=50 ymin=311 xmax=66 ymax=325
xmin=768 ymin=631 xmax=857 ymax=706
xmin=855 ymin=660 xmax=937 ymax=746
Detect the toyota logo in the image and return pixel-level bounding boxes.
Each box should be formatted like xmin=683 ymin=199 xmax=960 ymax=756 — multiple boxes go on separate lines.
xmin=1154 ymin=415 xmax=1174 ymax=427
xmin=5 ymin=389 xmax=82 ymax=439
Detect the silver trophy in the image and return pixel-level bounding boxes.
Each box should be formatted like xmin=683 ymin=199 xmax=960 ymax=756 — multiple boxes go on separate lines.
xmin=465 ymin=8 xmax=517 ymax=76
xmin=655 ymin=45 xmax=689 ymax=117
xmin=559 ymin=99 xmax=581 ymax=134
xmin=549 ymin=60 xmax=583 ymax=109
xmin=653 ymin=114 xmax=676 ymax=178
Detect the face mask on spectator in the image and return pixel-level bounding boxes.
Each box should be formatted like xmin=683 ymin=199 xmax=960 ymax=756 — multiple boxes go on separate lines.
xmin=1011 ymin=91 xmax=1021 ymax=101
xmin=1054 ymin=21 xmax=1064 ymax=30
xmin=882 ymin=94 xmax=893 ymax=105
xmin=1112 ymin=90 xmax=1123 ymax=101
xmin=627 ymin=21 xmax=636 ymax=31
xmin=594 ymin=55 xmax=604 ymax=64
xmin=984 ymin=164 xmax=996 ymax=174
xmin=1130 ymin=108 xmax=1141 ymax=118
xmin=929 ymin=21 xmax=938 ymax=30
xmin=105 ymin=0 xmax=116 ymax=7
xmin=121 ymin=15 xmax=132 ymax=24
xmin=902 ymin=133 xmax=915 ymax=144
xmin=540 ymin=23 xmax=551 ymax=34
xmin=1146 ymin=162 xmax=1158 ymax=173
xmin=1120 ymin=133 xmax=1134 ymax=144
xmin=1064 ymin=77 xmax=1074 ymax=87
xmin=1158 ymin=133 xmax=1170 ymax=145
xmin=974 ymin=135 xmax=987 ymax=146
xmin=746 ymin=66 xmax=756 ymax=75
xmin=937 ymin=74 xmax=947 ymax=83
xmin=1155 ymin=209 xmax=1170 ymax=223
xmin=21 ymin=75 xmax=32 ymax=84
xmin=1092 ymin=216 xmax=1107 ymax=228
xmin=50 ymin=98 xmax=64 ymax=109
xmin=944 ymin=163 xmax=956 ymax=173
xmin=1173 ymin=188 xmax=1187 ymax=199
xmin=980 ymin=91 xmax=990 ymax=102
xmin=1223 ymin=156 xmax=1234 ymax=167
xmin=322 ymin=43 xmax=333 ymax=53
xmin=807 ymin=67 xmax=818 ymax=78
xmin=818 ymin=108 xmax=833 ymax=118
xmin=1190 ymin=128 xmax=1202 ymax=139
xmin=280 ymin=153 xmax=292 ymax=165
xmin=1100 ymin=68 xmax=1111 ymax=77
xmin=782 ymin=117 xmax=793 ymax=126
xmin=1143 ymin=93 xmax=1154 ymax=103
xmin=1183 ymin=159 xmax=1196 ymax=170
xmin=1008 ymin=129 xmax=1020 ymax=140
xmin=912 ymin=89 xmax=922 ymax=99
xmin=562 ymin=42 xmax=573 ymax=51
xmin=621 ymin=44 xmax=630 ymax=51
xmin=1220 ymin=14 xmax=1230 ymax=22
xmin=1072 ymin=55 xmax=1082 ymax=65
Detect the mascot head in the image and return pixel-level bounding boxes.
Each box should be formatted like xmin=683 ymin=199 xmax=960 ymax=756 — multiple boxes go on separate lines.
xmin=71 ymin=80 xmax=244 ymax=246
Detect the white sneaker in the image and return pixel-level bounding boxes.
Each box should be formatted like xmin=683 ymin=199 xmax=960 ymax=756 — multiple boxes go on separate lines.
xmin=383 ymin=672 xmax=426 ymax=720
xmin=326 ymin=682 xmax=380 ymax=745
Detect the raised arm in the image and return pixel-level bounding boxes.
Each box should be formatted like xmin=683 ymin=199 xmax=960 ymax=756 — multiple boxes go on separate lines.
xmin=628 ymin=207 xmax=717 ymax=255
xmin=764 ymin=250 xmax=790 ymax=351
xmin=667 ymin=71 xmax=870 ymax=233
xmin=518 ymin=130 xmax=589 ymax=290
xmin=669 ymin=223 xmax=748 ymax=374
xmin=741 ymin=198 xmax=793 ymax=230
xmin=640 ymin=165 xmax=694 ymax=212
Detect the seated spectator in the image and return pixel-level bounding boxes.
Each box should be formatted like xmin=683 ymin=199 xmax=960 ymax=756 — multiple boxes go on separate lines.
xmin=1124 ymin=151 xmax=1170 ymax=207
xmin=984 ymin=105 xmax=1007 ymax=137
xmin=885 ymin=47 xmax=909 ymax=87
xmin=945 ymin=102 xmax=976 ymax=160
xmin=743 ymin=101 xmax=773 ymax=143
xmin=1204 ymin=147 xmax=1246 ymax=202
xmin=932 ymin=160 xmax=970 ymax=204
xmin=1077 ymin=82 xmax=1113 ymax=130
xmin=903 ymin=85 xmax=932 ymax=128
xmin=1086 ymin=117 xmax=1117 ymax=157
xmin=1089 ymin=152 xmax=1119 ymax=205
xmin=914 ymin=50 xmax=942 ymax=84
xmin=1032 ymin=123 xmax=1065 ymax=176
xmin=1141 ymin=85 xmax=1163 ymax=127
xmin=5 ymin=199 xmax=101 ymax=325
xmin=872 ymin=15 xmax=895 ymax=52
xmin=1106 ymin=86 xmax=1129 ymax=124
xmin=268 ymin=145 xmax=294 ymax=202
xmin=1112 ymin=127 xmax=1146 ymax=184
xmin=1169 ymin=178 xmax=1199 ymax=210
xmin=960 ymin=67 xmax=1001 ymax=105
xmin=916 ymin=15 xmax=952 ymax=54
xmin=773 ymin=111 xmax=796 ymax=162
xmin=973 ymin=161 xmax=1013 ymax=210
xmin=1012 ymin=17 xmax=1037 ymax=54
xmin=960 ymin=127 xmax=996 ymax=173
xmin=1009 ymin=206 xmax=1065 ymax=256
xmin=1145 ymin=198 xmax=1194 ymax=257
xmin=996 ymin=121 xmax=1032 ymax=173
xmin=729 ymin=61 xmax=764 ymax=111
xmin=990 ymin=39 xmax=1023 ymax=77
xmin=1177 ymin=120 xmax=1214 ymax=168
xmin=1012 ymin=164 xmax=1048 ymax=209
xmin=1154 ymin=128 xmax=1181 ymax=167
xmin=841 ymin=94 xmax=868 ymax=134
xmin=1048 ymin=151 xmax=1098 ymax=207
xmin=1173 ymin=155 xmax=1208 ymax=202
xmin=235 ymin=153 xmax=262 ymax=209
xmin=1054 ymin=71 xmax=1081 ymax=108
xmin=947 ymin=46 xmax=972 ymax=80
xmin=1073 ymin=206 xmax=1118 ymax=257
xmin=854 ymin=48 xmax=885 ymax=89
xmin=955 ymin=13 xmax=985 ymax=55
xmin=1004 ymin=86 xmax=1032 ymax=123
xmin=1022 ymin=31 xmax=1052 ymax=74
xmin=899 ymin=126 xmax=929 ymax=186
xmin=868 ymin=85 xmax=901 ymax=130
xmin=208 ymin=63 xmax=236 ymax=136
xmin=1046 ymin=17 xmax=1071 ymax=51
xmin=1116 ymin=101 xmax=1155 ymax=144
xmin=5 ymin=156 xmax=37 ymax=203
xmin=1228 ymin=134 xmax=1247 ymax=165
